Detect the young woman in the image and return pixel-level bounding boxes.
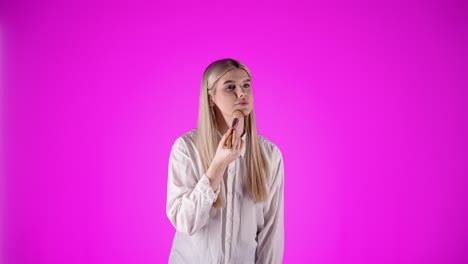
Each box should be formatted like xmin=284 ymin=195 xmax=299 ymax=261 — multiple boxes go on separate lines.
xmin=166 ymin=58 xmax=284 ymax=263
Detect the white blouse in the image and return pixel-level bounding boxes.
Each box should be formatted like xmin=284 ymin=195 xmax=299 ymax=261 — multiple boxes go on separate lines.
xmin=166 ymin=129 xmax=284 ymax=264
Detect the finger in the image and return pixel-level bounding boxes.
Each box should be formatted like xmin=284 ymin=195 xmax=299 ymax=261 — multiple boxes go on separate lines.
xmin=232 ymin=133 xmax=239 ymax=152
xmin=224 ymin=127 xmax=233 ymax=137
xmin=237 ymin=138 xmax=243 ymax=152
xmin=220 ymin=128 xmax=233 ymax=146
xmin=233 ymin=137 xmax=239 ymax=152
xmin=234 ymin=132 xmax=241 ymax=150
xmin=231 ymin=129 xmax=237 ymax=149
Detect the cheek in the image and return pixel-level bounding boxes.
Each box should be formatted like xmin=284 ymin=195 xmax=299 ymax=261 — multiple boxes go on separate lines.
xmin=223 ymin=92 xmax=236 ymax=100
xmin=219 ymin=93 xmax=235 ymax=106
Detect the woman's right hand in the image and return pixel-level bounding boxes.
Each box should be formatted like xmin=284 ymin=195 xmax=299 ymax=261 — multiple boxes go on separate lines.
xmin=213 ymin=127 xmax=244 ymax=167
xmin=206 ymin=127 xmax=243 ymax=191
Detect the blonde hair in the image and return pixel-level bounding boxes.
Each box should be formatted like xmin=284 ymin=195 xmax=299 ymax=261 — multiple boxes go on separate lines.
xmin=195 ymin=58 xmax=270 ymax=208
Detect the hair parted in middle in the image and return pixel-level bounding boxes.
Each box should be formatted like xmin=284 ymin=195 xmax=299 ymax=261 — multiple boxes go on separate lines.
xmin=195 ymin=58 xmax=270 ymax=208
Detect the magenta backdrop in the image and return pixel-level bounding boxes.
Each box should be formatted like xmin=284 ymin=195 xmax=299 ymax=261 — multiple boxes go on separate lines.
xmin=1 ymin=0 xmax=467 ymax=263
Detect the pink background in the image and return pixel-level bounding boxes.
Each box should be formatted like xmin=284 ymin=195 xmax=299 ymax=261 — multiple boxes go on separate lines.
xmin=1 ymin=0 xmax=467 ymax=263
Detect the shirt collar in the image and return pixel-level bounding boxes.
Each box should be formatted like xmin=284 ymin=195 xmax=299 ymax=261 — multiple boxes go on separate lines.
xmin=216 ymin=129 xmax=247 ymax=158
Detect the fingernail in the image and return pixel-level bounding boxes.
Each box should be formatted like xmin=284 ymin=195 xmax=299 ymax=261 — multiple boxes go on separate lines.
xmin=232 ymin=118 xmax=239 ymax=128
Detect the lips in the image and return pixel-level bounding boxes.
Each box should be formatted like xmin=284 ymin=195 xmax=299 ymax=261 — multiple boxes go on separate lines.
xmin=238 ymin=101 xmax=248 ymax=105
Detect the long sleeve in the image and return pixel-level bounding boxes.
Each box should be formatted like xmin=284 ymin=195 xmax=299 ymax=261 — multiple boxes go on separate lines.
xmin=166 ymin=138 xmax=219 ymax=236
xmin=255 ymin=149 xmax=284 ymax=264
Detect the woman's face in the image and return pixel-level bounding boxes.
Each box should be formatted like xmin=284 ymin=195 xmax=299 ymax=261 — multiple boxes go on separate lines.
xmin=211 ymin=68 xmax=253 ymax=120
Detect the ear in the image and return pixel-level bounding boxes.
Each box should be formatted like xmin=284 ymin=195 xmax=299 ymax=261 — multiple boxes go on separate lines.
xmin=209 ymin=95 xmax=215 ymax=106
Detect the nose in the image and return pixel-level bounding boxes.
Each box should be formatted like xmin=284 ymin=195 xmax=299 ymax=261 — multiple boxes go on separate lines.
xmin=237 ymin=86 xmax=246 ymax=98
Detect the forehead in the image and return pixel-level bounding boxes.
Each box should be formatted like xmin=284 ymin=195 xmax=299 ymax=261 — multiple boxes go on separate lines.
xmin=219 ymin=68 xmax=250 ymax=82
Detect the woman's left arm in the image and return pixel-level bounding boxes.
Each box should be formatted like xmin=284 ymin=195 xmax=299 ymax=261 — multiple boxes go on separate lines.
xmin=256 ymin=149 xmax=284 ymax=264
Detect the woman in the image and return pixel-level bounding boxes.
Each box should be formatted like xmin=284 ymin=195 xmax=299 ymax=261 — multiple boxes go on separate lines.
xmin=166 ymin=58 xmax=284 ymax=263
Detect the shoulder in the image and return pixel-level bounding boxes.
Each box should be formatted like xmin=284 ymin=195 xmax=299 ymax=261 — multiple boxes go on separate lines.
xmin=257 ymin=135 xmax=284 ymax=192
xmin=258 ymin=134 xmax=283 ymax=167
xmin=171 ymin=129 xmax=198 ymax=153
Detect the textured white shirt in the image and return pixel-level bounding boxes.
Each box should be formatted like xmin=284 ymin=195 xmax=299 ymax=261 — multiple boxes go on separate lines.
xmin=166 ymin=129 xmax=284 ymax=264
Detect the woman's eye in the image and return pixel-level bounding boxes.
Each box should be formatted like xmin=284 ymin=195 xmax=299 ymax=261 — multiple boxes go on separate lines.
xmin=227 ymin=85 xmax=235 ymax=90
xmin=244 ymin=84 xmax=251 ymax=88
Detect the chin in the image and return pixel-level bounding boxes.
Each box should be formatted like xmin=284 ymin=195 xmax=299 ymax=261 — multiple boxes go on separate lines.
xmin=243 ymin=109 xmax=253 ymax=116
xmin=232 ymin=107 xmax=252 ymax=116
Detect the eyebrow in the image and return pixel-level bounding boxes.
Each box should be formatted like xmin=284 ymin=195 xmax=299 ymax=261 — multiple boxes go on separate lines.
xmin=223 ymin=79 xmax=251 ymax=85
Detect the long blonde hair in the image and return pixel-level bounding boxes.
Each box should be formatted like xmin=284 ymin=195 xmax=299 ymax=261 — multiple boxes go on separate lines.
xmin=195 ymin=58 xmax=270 ymax=208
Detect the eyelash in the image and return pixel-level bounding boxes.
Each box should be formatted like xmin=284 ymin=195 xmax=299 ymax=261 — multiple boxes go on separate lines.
xmin=227 ymin=84 xmax=251 ymax=90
